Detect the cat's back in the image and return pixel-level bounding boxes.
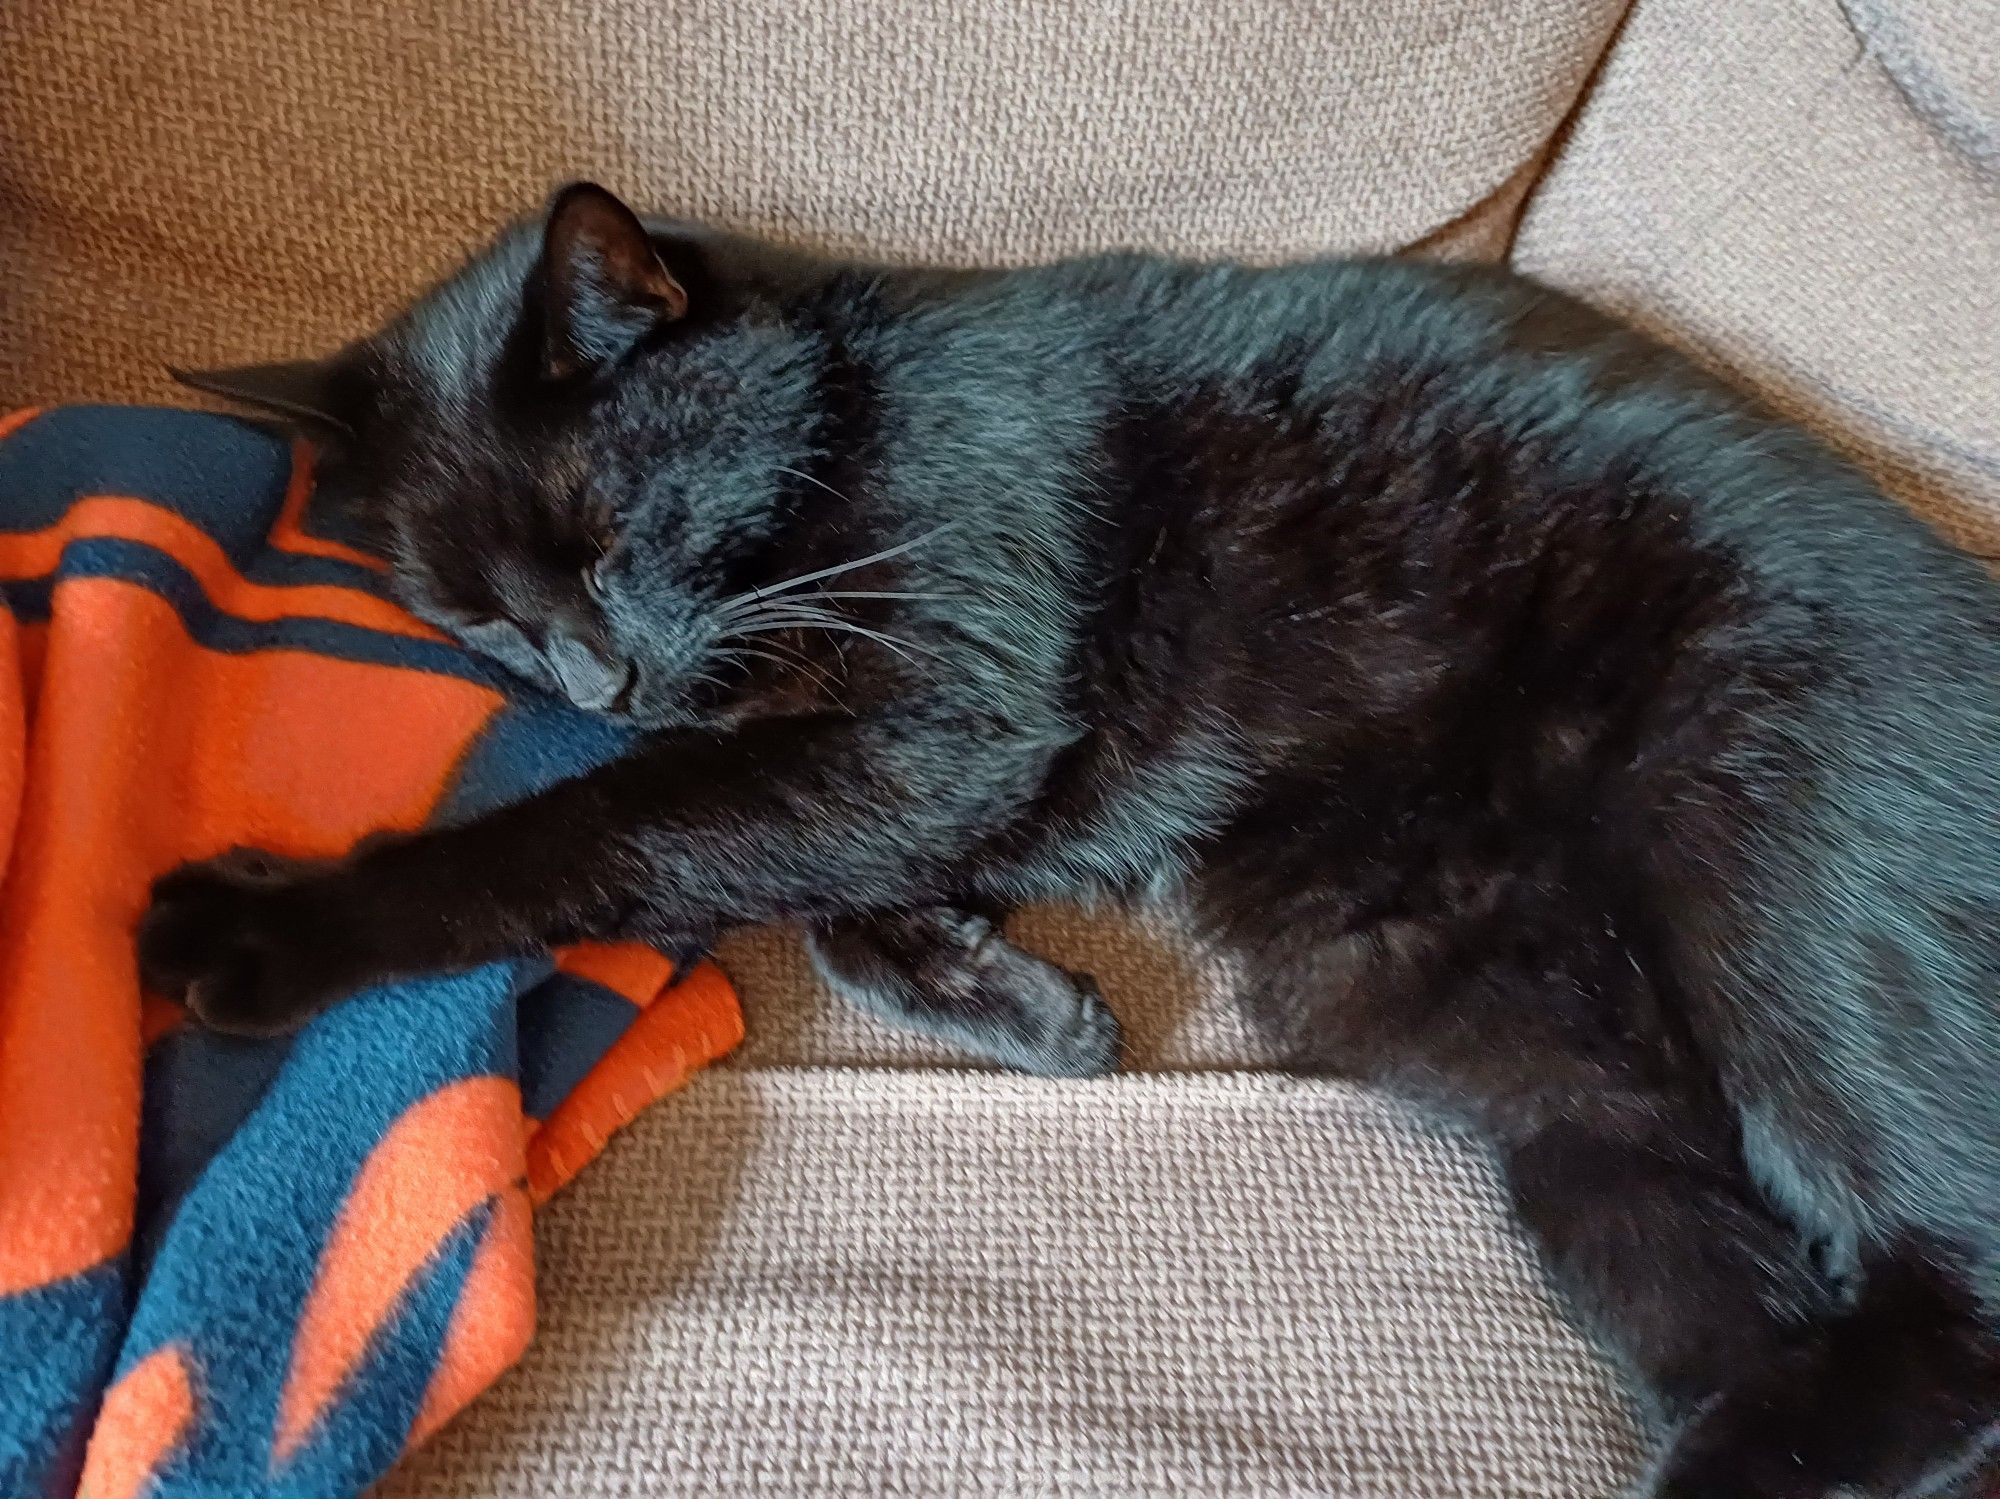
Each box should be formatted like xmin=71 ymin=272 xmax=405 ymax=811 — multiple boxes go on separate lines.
xmin=857 ymin=243 xmax=2000 ymax=741
xmin=1017 ymin=251 xmax=1998 ymax=654
xmin=1015 ymin=251 xmax=1518 ymax=391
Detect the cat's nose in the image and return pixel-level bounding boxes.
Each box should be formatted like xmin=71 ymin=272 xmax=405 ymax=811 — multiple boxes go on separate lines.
xmin=544 ymin=632 xmax=635 ymax=712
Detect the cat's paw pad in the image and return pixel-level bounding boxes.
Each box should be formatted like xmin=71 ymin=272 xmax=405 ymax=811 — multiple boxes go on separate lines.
xmin=139 ymin=849 xmax=346 ymax=1037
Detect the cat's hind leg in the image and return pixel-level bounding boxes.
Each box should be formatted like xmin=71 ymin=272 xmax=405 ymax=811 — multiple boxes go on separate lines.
xmin=807 ymin=906 xmax=1122 ymax=1077
xmin=1434 ymin=922 xmax=2000 ymax=1496
xmin=1240 ymin=864 xmax=2000 ymax=1497
xmin=1506 ymin=1101 xmax=2000 ymax=1497
xmin=1473 ymin=976 xmax=2000 ymax=1495
xmin=1645 ymin=1237 xmax=2000 ymax=1499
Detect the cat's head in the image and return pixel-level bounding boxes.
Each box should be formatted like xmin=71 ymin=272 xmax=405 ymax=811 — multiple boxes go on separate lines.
xmin=178 ymin=183 xmax=838 ymax=726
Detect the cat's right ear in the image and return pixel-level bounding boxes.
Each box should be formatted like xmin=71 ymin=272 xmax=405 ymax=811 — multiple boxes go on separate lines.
xmin=169 ymin=354 xmax=366 ymax=440
xmin=538 ymin=181 xmax=688 ymax=382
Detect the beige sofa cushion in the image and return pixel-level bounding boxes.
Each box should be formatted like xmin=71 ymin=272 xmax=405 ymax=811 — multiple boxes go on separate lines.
xmin=0 ymin=0 xmax=1623 ymax=405
xmin=1515 ymin=0 xmax=2000 ymax=554
xmin=381 ymin=1073 xmax=1646 ymax=1498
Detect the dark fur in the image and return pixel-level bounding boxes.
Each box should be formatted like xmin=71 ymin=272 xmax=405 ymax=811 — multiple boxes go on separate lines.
xmin=149 ymin=185 xmax=2000 ymax=1494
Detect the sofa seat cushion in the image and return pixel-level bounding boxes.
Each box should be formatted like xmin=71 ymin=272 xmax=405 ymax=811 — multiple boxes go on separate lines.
xmin=382 ymin=1070 xmax=1647 ymax=1497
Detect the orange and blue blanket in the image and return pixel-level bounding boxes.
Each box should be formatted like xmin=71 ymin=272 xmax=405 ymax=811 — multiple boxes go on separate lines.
xmin=0 ymin=406 xmax=743 ymax=1497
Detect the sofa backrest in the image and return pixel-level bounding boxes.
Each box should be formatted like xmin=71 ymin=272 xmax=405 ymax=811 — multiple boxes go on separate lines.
xmin=0 ymin=0 xmax=1624 ymax=404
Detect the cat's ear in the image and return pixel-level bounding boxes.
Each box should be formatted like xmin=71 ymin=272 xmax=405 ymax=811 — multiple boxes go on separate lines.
xmin=538 ymin=181 xmax=688 ymax=381
xmin=169 ymin=354 xmax=365 ymax=439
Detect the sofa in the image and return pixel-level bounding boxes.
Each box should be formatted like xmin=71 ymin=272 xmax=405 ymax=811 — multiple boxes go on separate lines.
xmin=3 ymin=0 xmax=1993 ymax=1492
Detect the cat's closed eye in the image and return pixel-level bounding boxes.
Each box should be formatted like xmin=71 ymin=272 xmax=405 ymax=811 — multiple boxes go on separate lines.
xmin=456 ymin=613 xmax=530 ymax=648
xmin=454 ymin=613 xmax=561 ymax=690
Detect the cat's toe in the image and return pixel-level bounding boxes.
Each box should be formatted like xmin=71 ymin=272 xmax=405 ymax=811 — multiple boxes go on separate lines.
xmin=178 ymin=943 xmax=298 ymax=1039
xmin=957 ymin=936 xmax=1123 ymax=1078
xmin=139 ymin=850 xmax=342 ymax=1036
xmin=1016 ymin=974 xmax=1123 ymax=1079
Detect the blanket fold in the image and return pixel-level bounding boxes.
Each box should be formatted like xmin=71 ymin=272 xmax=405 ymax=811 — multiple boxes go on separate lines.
xmin=0 ymin=406 xmax=742 ymax=1499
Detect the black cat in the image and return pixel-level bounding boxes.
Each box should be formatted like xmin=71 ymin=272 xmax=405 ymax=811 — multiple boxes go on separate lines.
xmin=151 ymin=183 xmax=2000 ymax=1496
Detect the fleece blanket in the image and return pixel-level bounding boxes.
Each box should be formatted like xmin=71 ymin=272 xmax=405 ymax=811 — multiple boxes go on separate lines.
xmin=0 ymin=406 xmax=743 ymax=1498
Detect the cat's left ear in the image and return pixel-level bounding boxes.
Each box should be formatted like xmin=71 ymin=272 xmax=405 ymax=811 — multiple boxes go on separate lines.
xmin=169 ymin=353 xmax=367 ymax=440
xmin=539 ymin=182 xmax=689 ymax=381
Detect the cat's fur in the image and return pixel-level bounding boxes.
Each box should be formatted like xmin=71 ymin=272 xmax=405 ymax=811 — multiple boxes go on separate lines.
xmin=148 ymin=184 xmax=2000 ymax=1495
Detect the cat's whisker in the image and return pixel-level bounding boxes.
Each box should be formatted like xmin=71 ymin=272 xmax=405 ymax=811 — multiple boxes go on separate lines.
xmin=715 ymin=526 xmax=954 ymax=617
xmin=774 ymin=464 xmax=855 ymax=505
xmin=732 ymin=616 xmax=939 ymax=667
xmin=733 ymin=599 xmax=849 ymax=622
xmin=708 ymin=635 xmax=847 ymax=703
xmin=715 ymin=634 xmax=802 ymax=671
xmin=741 ymin=639 xmax=843 ymax=694
xmin=723 ymin=600 xmax=863 ymax=634
xmin=806 ymin=590 xmax=957 ymax=604
xmin=720 ymin=632 xmax=809 ymax=669
xmin=739 ymin=615 xmax=921 ymax=656
xmin=719 ymin=642 xmax=799 ymax=674
xmin=711 ymin=591 xmax=960 ymax=679
xmin=721 ymin=608 xmax=828 ymax=635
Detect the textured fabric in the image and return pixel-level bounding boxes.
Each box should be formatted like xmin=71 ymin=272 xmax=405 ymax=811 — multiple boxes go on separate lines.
xmin=0 ymin=0 xmax=1626 ymax=407
xmin=380 ymin=1071 xmax=1649 ymax=1499
xmin=0 ymin=407 xmax=740 ymax=1498
xmin=1515 ymin=0 xmax=2000 ymax=555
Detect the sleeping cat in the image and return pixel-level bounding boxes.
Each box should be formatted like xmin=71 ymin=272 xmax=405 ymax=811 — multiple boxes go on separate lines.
xmin=149 ymin=182 xmax=2000 ymax=1496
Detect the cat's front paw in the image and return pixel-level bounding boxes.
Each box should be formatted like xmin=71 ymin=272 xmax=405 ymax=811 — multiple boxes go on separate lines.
xmin=139 ymin=849 xmax=359 ymax=1037
xmin=1008 ymin=972 xmax=1124 ymax=1079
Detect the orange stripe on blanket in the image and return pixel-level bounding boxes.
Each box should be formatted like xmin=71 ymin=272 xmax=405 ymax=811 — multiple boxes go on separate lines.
xmin=78 ymin=1342 xmax=199 ymax=1499
xmin=553 ymin=941 xmax=679 ymax=1004
xmin=0 ymin=586 xmax=157 ymax=1290
xmin=142 ymin=995 xmax=188 ymax=1048
xmin=403 ymin=1184 xmax=535 ymax=1451
xmin=0 ymin=408 xmax=42 ymax=445
xmin=0 ymin=495 xmax=433 ymax=641
xmin=526 ymin=963 xmax=742 ymax=1202
xmin=269 ymin=440 xmax=388 ymax=572
xmin=273 ymin=1077 xmax=524 ymax=1467
xmin=0 ymin=612 xmax=24 ymax=899
xmin=10 ymin=618 xmax=47 ymax=730
xmin=68 ymin=583 xmax=497 ymax=869
xmin=0 ymin=581 xmax=497 ymax=1295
